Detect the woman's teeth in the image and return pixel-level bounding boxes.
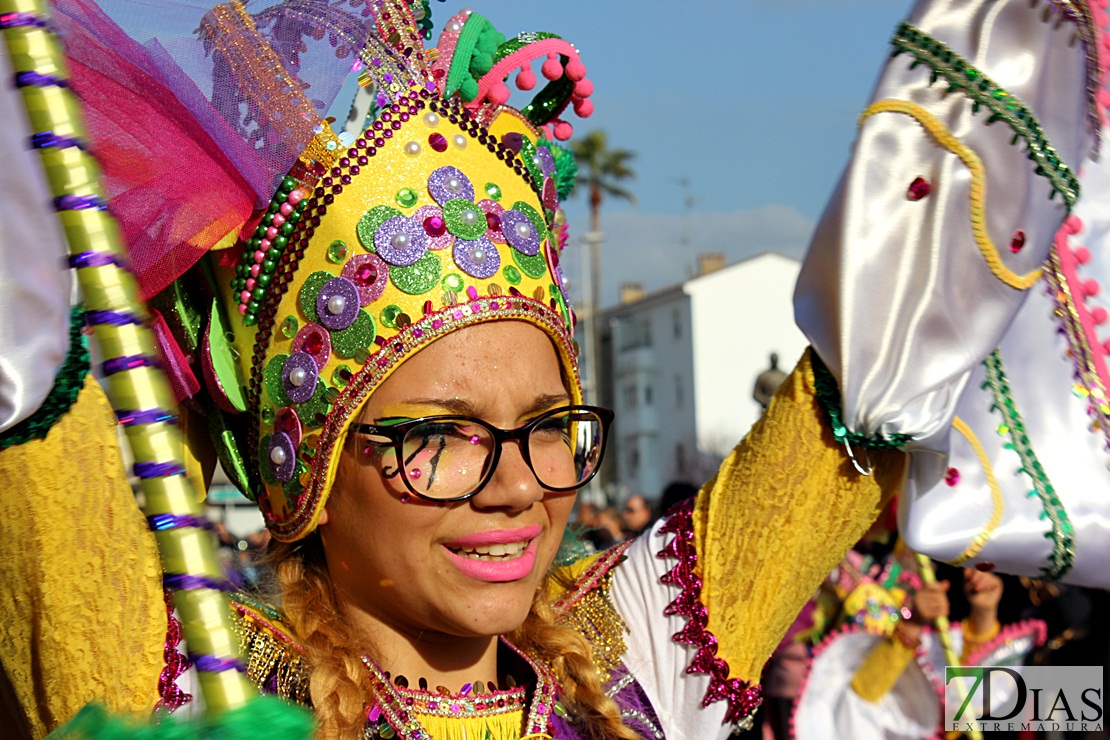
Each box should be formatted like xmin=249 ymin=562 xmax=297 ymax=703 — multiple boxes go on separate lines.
xmin=451 ymin=541 xmax=528 ymax=560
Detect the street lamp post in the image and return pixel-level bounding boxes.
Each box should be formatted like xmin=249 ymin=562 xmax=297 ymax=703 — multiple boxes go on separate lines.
xmin=580 ymin=229 xmax=605 ymax=506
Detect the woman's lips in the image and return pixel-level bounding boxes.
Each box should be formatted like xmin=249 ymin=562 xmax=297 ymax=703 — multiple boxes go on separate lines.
xmin=442 ymin=526 xmax=542 ymax=583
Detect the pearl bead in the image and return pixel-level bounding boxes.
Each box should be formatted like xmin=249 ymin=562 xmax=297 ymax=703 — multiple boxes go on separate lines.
xmin=461 ymin=209 xmax=479 ymax=225
xmin=391 ymin=232 xmax=410 ymax=249
xmin=446 ymin=177 xmax=462 ymax=192
xmin=270 ymin=446 xmax=287 ymax=465
xmin=515 ymin=222 xmax=533 ymax=238
xmin=404 ymin=141 xmax=421 ymax=156
xmin=327 ymin=295 xmax=346 ymax=315
xmin=288 ymin=367 xmax=307 ymax=387
xmin=472 ymin=248 xmax=486 ymax=263
xmin=423 ymin=112 xmax=439 ymax=127
xmin=453 ymin=134 xmax=467 ymax=149
xmin=448 ymin=20 xmax=462 ymax=32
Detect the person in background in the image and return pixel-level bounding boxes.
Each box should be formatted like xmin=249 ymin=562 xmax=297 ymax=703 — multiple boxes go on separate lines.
xmin=621 ymin=494 xmax=654 ymax=538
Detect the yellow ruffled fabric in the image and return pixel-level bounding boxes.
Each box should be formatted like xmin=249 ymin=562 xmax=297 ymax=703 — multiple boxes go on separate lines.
xmin=412 ymin=710 xmax=526 ymax=740
xmin=694 ymin=349 xmax=905 ymax=684
xmin=849 ymin=638 xmax=918 ymax=703
xmin=0 ymin=376 xmax=165 ymax=738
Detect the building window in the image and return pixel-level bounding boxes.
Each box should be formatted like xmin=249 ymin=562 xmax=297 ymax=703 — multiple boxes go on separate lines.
xmin=675 ymin=375 xmax=684 ymax=407
xmin=673 ymin=309 xmax=682 ymax=340
xmin=644 ymin=384 xmax=653 ymax=405
xmin=675 ymin=443 xmax=686 ymax=474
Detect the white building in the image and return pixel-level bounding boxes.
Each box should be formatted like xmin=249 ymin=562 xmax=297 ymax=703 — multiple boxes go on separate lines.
xmin=598 ymin=252 xmax=807 ymax=501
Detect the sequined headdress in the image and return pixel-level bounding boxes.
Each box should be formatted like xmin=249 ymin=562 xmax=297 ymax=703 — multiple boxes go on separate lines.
xmin=58 ymin=0 xmax=595 ymax=541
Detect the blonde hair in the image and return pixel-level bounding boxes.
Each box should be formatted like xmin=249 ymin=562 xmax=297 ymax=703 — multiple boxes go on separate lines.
xmin=269 ymin=537 xmax=640 ymax=740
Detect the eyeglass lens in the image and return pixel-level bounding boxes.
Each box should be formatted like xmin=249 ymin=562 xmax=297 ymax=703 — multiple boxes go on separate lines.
xmin=397 ymin=409 xmax=605 ymax=499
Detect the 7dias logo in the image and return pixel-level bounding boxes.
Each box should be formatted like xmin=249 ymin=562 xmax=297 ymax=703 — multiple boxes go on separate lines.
xmin=945 ymin=666 xmax=1103 ymax=734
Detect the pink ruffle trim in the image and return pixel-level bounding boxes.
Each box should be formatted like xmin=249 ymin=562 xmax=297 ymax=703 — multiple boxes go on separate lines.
xmin=155 ymin=589 xmax=193 ymax=714
xmin=657 ymin=498 xmax=762 ymax=726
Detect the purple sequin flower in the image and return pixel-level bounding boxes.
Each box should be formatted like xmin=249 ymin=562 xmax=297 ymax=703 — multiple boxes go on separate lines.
xmin=342 ymin=254 xmax=389 ymax=305
xmin=453 ymin=236 xmax=500 ymax=279
xmin=374 ymin=215 xmax=428 ymax=267
xmin=282 ymin=352 xmax=319 ymax=403
xmin=427 ymin=165 xmax=474 ymax=205
xmin=316 ymin=277 xmax=361 ymax=331
xmin=502 ymin=210 xmax=541 ymax=256
xmin=534 ymin=145 xmax=556 ymax=179
xmin=268 ymin=432 xmax=297 ymax=482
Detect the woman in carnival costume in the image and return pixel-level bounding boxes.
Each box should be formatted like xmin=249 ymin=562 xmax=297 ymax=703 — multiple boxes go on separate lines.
xmin=0 ymin=0 xmax=1101 ymax=739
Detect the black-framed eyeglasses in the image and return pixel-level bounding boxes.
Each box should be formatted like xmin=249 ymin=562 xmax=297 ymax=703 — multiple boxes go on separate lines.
xmin=351 ymin=405 xmax=614 ymax=502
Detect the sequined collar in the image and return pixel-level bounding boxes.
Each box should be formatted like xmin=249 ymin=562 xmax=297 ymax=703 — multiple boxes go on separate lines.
xmin=360 ymin=637 xmax=558 ymax=740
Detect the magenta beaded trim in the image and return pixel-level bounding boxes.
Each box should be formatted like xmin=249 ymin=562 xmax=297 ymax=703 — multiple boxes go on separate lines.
xmin=154 ymin=589 xmax=193 ymax=714
xmin=656 ymin=499 xmax=762 ymax=727
xmin=552 ymin=540 xmax=632 ymax=611
xmin=262 ymin=294 xmax=577 ymax=539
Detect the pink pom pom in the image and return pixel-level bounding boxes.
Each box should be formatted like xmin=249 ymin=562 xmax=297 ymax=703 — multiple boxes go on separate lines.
xmin=273 ymin=213 xmax=286 ymax=227
xmin=238 ymin=304 xmax=248 ymax=315
xmin=253 ymin=250 xmax=266 ymax=264
xmin=1102 ymin=338 xmax=1110 ymax=355
xmin=541 ymin=54 xmax=562 ymax=81
xmin=564 ymin=59 xmax=586 ymax=81
xmin=280 ymin=203 xmax=294 ymax=216
xmin=1084 ymin=278 xmax=1101 ymax=297
xmin=573 ymin=98 xmax=594 ymax=117
xmin=288 ymin=189 xmax=305 ymax=204
xmin=1075 ymin=246 xmax=1092 ymax=264
xmin=240 ymin=290 xmax=251 ymax=303
xmin=266 ymin=227 xmax=278 ymax=239
xmin=1093 ymin=307 xmax=1108 ymax=325
xmin=488 ymin=81 xmax=511 ymax=106
xmin=553 ymin=120 xmax=574 ymax=140
xmin=250 ymin=263 xmax=261 ymax=277
xmin=574 ymin=78 xmax=593 ymax=97
xmin=1100 ymin=89 xmax=1110 ymax=109
xmin=245 ymin=278 xmax=257 ymax=291
xmin=516 ymin=65 xmax=536 ymax=91
xmin=1065 ymin=214 xmax=1084 ymax=234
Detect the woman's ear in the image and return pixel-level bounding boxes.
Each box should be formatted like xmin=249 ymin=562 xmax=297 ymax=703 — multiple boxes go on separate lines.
xmin=318 ymin=507 xmax=330 ymax=526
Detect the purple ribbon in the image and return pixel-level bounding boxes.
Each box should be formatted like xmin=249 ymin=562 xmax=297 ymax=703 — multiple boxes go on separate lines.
xmin=15 ymin=70 xmax=66 ymax=88
xmin=163 ymin=573 xmax=232 ymax=592
xmin=147 ymin=513 xmax=215 ymax=532
xmin=189 ymin=654 xmax=247 ymax=674
xmin=85 ymin=310 xmax=145 ymax=327
xmin=0 ymin=12 xmax=47 ymax=29
xmin=133 ymin=461 xmax=186 ymax=479
xmin=69 ymin=251 xmax=123 ymax=269
xmin=53 ymin=194 xmax=106 ymax=211
xmin=115 ymin=408 xmax=177 ymax=426
xmin=31 ymin=131 xmax=84 ymax=150
xmin=101 ymin=354 xmax=156 ymax=376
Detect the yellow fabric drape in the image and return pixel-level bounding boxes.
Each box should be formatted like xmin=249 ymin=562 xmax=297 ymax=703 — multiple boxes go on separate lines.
xmin=694 ymin=349 xmax=905 ymax=683
xmin=0 ymin=376 xmax=165 ymax=739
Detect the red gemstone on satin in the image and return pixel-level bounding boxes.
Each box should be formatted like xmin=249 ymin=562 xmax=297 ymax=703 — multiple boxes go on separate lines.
xmin=945 ymin=467 xmax=960 ymax=486
xmin=1009 ymin=230 xmax=1026 ymax=253
xmin=907 ymin=176 xmax=931 ymax=201
xmin=424 ymin=215 xmax=447 ymax=237
xmin=354 ymin=263 xmax=379 ymax=286
xmin=486 ymin=212 xmax=502 ymax=231
xmin=428 ymin=133 xmax=448 ymax=152
xmin=975 ymin=562 xmax=996 ymax=572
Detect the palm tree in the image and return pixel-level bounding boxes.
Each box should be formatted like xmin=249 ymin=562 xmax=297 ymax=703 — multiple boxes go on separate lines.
xmin=571 ymin=130 xmax=637 ymax=233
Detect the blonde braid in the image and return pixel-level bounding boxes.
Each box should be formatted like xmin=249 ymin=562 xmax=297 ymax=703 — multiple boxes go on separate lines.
xmin=510 ymin=581 xmax=641 ymax=740
xmin=271 ymin=538 xmax=373 ymax=740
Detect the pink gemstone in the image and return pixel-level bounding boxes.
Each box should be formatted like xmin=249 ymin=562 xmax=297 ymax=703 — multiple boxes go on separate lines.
xmin=260 ymin=238 xmax=272 ymax=250
xmin=486 ymin=212 xmax=502 ymax=231
xmin=304 ymin=330 xmax=325 ymax=356
xmin=945 ymin=467 xmax=960 ymax=486
xmin=266 ymin=226 xmax=278 ymax=239
xmin=275 ymin=408 xmax=298 ymax=433
xmin=245 ymin=278 xmax=256 ymax=291
xmin=253 ymin=251 xmax=266 ymax=264
xmin=907 ymin=176 xmax=931 ymax=201
xmin=273 ymin=214 xmax=286 ymax=227
xmin=237 ymin=304 xmax=247 ymax=314
xmin=288 ymin=189 xmax=305 ymax=204
xmin=240 ymin=290 xmax=251 ymax=302
xmin=424 ymin=215 xmax=447 ymax=237
xmin=467 ymin=286 xmax=479 ymax=300
xmin=1009 ymin=230 xmax=1026 ymax=253
xmin=279 ymin=203 xmax=293 ymax=216
xmin=429 ymin=133 xmax=448 ymax=152
xmin=250 ymin=264 xmax=261 ymax=276
xmin=354 ymin=263 xmax=379 ymax=286
xmin=423 ymin=300 xmax=433 ymax=315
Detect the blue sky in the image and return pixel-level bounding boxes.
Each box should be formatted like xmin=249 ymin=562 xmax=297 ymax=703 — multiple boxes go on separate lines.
xmin=465 ymin=0 xmax=915 ymax=306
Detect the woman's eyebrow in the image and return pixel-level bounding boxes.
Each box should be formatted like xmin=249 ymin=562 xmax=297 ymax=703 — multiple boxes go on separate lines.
xmin=386 ymin=393 xmax=570 ymax=419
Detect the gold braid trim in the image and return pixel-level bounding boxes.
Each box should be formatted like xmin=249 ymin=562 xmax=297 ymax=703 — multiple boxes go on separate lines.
xmin=229 ymin=597 xmax=312 ymax=705
xmin=951 ymin=416 xmax=1005 ymax=565
xmin=552 ymin=542 xmax=633 ymax=683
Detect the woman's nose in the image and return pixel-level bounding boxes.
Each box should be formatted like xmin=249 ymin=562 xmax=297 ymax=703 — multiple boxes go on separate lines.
xmin=470 ymin=438 xmax=543 ymax=510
